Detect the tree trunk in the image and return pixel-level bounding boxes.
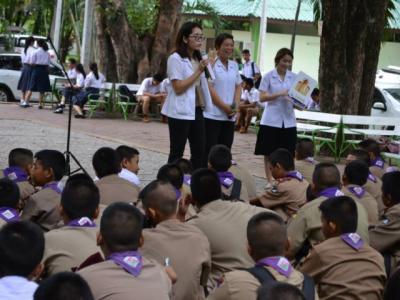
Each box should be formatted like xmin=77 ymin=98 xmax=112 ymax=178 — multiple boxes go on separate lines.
xmin=319 ymin=0 xmax=388 ymax=115
xmin=150 ymin=0 xmax=183 ymax=75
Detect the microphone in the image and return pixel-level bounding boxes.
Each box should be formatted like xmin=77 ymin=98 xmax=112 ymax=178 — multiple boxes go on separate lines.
xmin=201 ymin=52 xmax=216 ymax=81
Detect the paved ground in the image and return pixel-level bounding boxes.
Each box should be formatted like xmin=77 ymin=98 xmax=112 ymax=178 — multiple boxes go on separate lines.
xmin=0 ymin=102 xmax=267 ymax=191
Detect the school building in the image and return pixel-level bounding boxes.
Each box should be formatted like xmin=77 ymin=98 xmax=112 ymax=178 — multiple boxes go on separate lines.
xmin=183 ymin=0 xmax=400 ymax=80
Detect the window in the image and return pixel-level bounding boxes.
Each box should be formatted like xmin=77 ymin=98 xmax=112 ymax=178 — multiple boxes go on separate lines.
xmin=384 ymin=88 xmax=400 ymax=103
xmin=48 ymin=63 xmax=64 ymax=77
xmin=0 ymin=56 xmax=22 ymax=71
xmin=373 ymin=88 xmax=386 ymax=104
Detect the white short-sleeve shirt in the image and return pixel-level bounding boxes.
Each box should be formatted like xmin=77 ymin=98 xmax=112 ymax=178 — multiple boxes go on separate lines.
xmin=137 ymin=77 xmax=162 ymax=96
xmin=76 ymin=73 xmax=85 ymax=88
xmin=259 ymin=69 xmax=296 ymax=128
xmin=84 ymin=71 xmax=105 ymax=89
xmin=242 ymin=60 xmax=260 ymax=79
xmin=161 ymin=52 xmax=212 ymax=120
xmin=241 ymin=87 xmax=260 ymax=103
xmin=160 ymin=78 xmax=170 ymax=93
xmin=21 ymin=46 xmax=35 ymax=64
xmin=67 ymin=68 xmax=77 ymax=79
xmin=31 ymin=48 xmax=50 ymax=65
xmin=204 ymin=58 xmax=242 ymax=122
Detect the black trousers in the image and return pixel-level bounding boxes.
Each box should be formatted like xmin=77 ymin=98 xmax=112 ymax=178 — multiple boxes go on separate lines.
xmin=204 ymin=118 xmax=235 ymax=159
xmin=167 ymin=107 xmax=206 ymax=170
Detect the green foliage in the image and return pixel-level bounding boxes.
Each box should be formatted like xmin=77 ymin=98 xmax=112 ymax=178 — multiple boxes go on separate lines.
xmin=125 ymin=0 xmax=159 ymax=36
xmin=183 ymin=0 xmax=222 ymax=30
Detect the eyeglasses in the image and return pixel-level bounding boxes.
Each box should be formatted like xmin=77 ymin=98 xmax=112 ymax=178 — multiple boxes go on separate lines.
xmin=188 ymin=35 xmax=206 ymax=42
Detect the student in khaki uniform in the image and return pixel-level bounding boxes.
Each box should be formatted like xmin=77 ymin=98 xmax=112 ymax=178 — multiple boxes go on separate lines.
xmin=140 ymin=180 xmax=211 ymax=300
xmin=250 ymin=149 xmax=309 ymax=221
xmin=93 ymin=147 xmax=140 ymax=206
xmin=157 ymin=163 xmax=187 ymax=202
xmin=369 ymin=171 xmax=400 ymax=274
xmin=257 ymin=282 xmax=306 ymax=300
xmin=287 ymin=163 xmax=369 ymax=259
xmin=359 ymin=139 xmax=388 ymax=179
xmin=43 ymin=175 xmax=101 ymax=277
xmin=208 ymin=144 xmax=249 ymax=201
xmin=295 ymin=138 xmax=319 ymax=184
xmin=0 ymin=178 xmax=21 ymax=228
xmin=300 ymin=196 xmax=386 ymax=300
xmin=346 ymin=149 xmax=384 ymax=213
xmin=78 ymin=202 xmax=172 ymax=300
xmin=230 ymin=160 xmax=257 ymax=199
xmin=184 ymin=168 xmax=271 ymax=290
xmin=21 ymin=150 xmax=66 ymax=231
xmin=207 ymin=212 xmax=316 ymax=300
xmin=342 ymin=160 xmax=379 ymax=225
xmin=0 ymin=148 xmax=35 ymax=206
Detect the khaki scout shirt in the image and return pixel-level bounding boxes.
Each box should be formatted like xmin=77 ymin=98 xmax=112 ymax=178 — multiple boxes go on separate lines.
xmin=287 ymin=194 xmax=369 ymax=257
xmin=21 ymin=186 xmax=62 ymax=231
xmin=96 ymin=174 xmax=140 ymax=206
xmin=188 ymin=200 xmax=273 ymax=289
xmin=43 ymin=225 xmax=100 ymax=277
xmin=0 ymin=170 xmax=36 ymax=206
xmin=343 ymin=185 xmax=379 ymax=225
xmin=257 ymin=176 xmax=309 ymax=221
xmin=300 ymin=236 xmax=386 ymax=300
xmin=295 ymin=159 xmax=318 ymax=184
xmin=364 ymin=177 xmax=384 ymax=215
xmin=229 ymin=164 xmax=257 ymax=199
xmin=141 ymin=219 xmax=211 ymax=300
xmin=78 ymin=257 xmax=172 ymax=300
xmin=370 ymin=164 xmax=387 ymax=180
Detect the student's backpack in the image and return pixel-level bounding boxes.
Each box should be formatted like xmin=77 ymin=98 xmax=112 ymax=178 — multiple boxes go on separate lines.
xmin=246 ymin=265 xmax=315 ymax=300
xmin=251 ymin=62 xmax=262 ymax=89
xmin=221 ymin=178 xmax=242 ymax=201
xmin=118 ymin=85 xmax=136 ymax=102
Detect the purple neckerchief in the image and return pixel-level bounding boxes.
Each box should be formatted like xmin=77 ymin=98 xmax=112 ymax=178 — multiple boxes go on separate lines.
xmin=367 ymin=173 xmax=377 ymax=183
xmin=348 ymin=186 xmax=365 ymax=199
xmin=175 ymin=188 xmax=182 ymax=200
xmin=319 ymin=187 xmax=344 ymax=198
xmin=3 ymin=167 xmax=28 ymax=183
xmin=0 ymin=207 xmax=20 ymax=223
xmin=256 ymin=256 xmax=293 ymax=278
xmin=231 ymin=160 xmax=237 ymax=166
xmin=107 ymin=251 xmax=143 ymax=277
xmin=386 ymin=166 xmax=399 ymax=173
xmin=286 ymin=171 xmax=304 ymax=181
xmin=43 ymin=182 xmax=62 ymax=194
xmin=305 ymin=157 xmax=316 ymax=164
xmin=184 ymin=174 xmax=191 ymax=186
xmin=371 ymin=157 xmax=384 ymax=169
xmin=341 ymin=233 xmax=364 ymax=250
xmin=217 ymin=171 xmax=235 ymax=188
xmin=67 ymin=217 xmax=96 ymax=227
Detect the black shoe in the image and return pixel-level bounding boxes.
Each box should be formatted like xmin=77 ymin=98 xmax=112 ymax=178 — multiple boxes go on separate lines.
xmin=74 ymin=114 xmax=85 ymax=119
xmin=54 ymin=107 xmax=64 ymax=114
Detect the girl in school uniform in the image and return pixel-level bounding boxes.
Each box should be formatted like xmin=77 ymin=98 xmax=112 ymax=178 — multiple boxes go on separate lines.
xmin=161 ymin=21 xmax=212 ymax=169
xmin=26 ymin=39 xmax=51 ymax=109
xmin=255 ymin=48 xmax=297 ymax=187
xmin=204 ymin=33 xmax=242 ymax=157
xmin=73 ymin=62 xmax=105 ymax=118
xmin=17 ymin=36 xmax=35 ymax=108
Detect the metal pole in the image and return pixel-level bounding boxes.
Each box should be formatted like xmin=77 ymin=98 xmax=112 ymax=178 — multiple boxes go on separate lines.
xmin=53 ymin=0 xmax=63 ymax=53
xmin=290 ymin=0 xmax=302 ymax=56
xmin=258 ymin=0 xmax=268 ymax=71
xmin=81 ymin=0 xmax=94 ymax=69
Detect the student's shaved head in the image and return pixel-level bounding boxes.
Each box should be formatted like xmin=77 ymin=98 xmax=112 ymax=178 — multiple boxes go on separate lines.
xmin=312 ymin=163 xmax=341 ymax=192
xmin=140 ymin=180 xmax=178 ymax=217
xmin=247 ymin=212 xmax=286 ymax=260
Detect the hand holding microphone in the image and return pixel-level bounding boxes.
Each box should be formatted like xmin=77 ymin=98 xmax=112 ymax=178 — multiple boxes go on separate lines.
xmin=201 ymin=52 xmax=216 ymax=81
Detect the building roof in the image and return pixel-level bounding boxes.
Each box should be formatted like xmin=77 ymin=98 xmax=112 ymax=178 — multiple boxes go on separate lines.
xmin=184 ymin=0 xmax=400 ymax=30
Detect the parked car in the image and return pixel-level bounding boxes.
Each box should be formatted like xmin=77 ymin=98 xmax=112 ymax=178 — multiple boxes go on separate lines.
xmin=0 ymin=53 xmax=65 ymax=102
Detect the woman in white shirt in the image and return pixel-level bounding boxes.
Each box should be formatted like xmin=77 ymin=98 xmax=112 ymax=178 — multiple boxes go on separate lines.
xmin=73 ymin=62 xmax=105 ymax=118
xmin=254 ymin=48 xmax=297 ymax=186
xmin=17 ymin=36 xmax=35 ymax=108
xmin=204 ymin=33 xmax=242 ymax=157
xmin=161 ymin=21 xmax=212 ymax=169
xmin=26 ymin=39 xmax=51 ymax=109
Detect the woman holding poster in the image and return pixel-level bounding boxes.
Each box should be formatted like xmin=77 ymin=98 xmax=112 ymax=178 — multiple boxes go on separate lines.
xmin=254 ymin=48 xmax=296 ymax=188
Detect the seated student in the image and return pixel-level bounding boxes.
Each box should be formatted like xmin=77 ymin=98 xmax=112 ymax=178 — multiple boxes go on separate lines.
xmin=140 ymin=180 xmax=211 ymax=300
xmin=207 ymin=212 xmax=316 ymax=300
xmin=34 ymin=272 xmax=94 ymax=300
xmin=42 ymin=176 xmax=101 ymax=277
xmin=306 ymin=88 xmax=320 ymax=111
xmin=229 ymin=160 xmax=257 ymax=199
xmin=78 ymin=202 xmax=172 ymax=300
xmin=208 ymin=144 xmax=249 ymax=202
xmin=342 ymin=160 xmax=379 ymax=225
xmin=295 ymin=138 xmax=319 ymax=184
xmin=359 ymin=139 xmax=388 ymax=179
xmin=369 ymin=171 xmax=400 ymax=274
xmin=257 ymin=282 xmax=306 ymax=300
xmin=156 ymin=163 xmax=186 ymax=200
xmin=346 ymin=149 xmax=384 ymax=213
xmin=115 ymin=145 xmax=141 ymax=187
xmin=1 ymin=148 xmax=35 ymax=203
xmin=185 ymin=168 xmax=271 ymax=290
xmin=175 ymin=158 xmax=193 ymax=176
xmin=21 ymin=150 xmax=66 ymax=231
xmin=237 ymin=78 xmax=260 ymax=134
xmin=0 ymin=178 xmax=20 ymax=228
xmin=287 ymin=163 xmax=369 ymax=259
xmin=0 ymin=221 xmax=44 ymax=300
xmin=93 ymin=147 xmax=140 ymax=206
xmin=136 ymin=73 xmax=166 ymax=123
xmin=300 ymin=196 xmax=386 ymax=300
xmin=250 ymin=149 xmax=309 ymax=221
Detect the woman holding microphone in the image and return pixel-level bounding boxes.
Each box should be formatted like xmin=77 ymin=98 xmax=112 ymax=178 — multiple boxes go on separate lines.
xmin=254 ymin=48 xmax=296 ymax=187
xmin=161 ymin=21 xmax=212 ymax=170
